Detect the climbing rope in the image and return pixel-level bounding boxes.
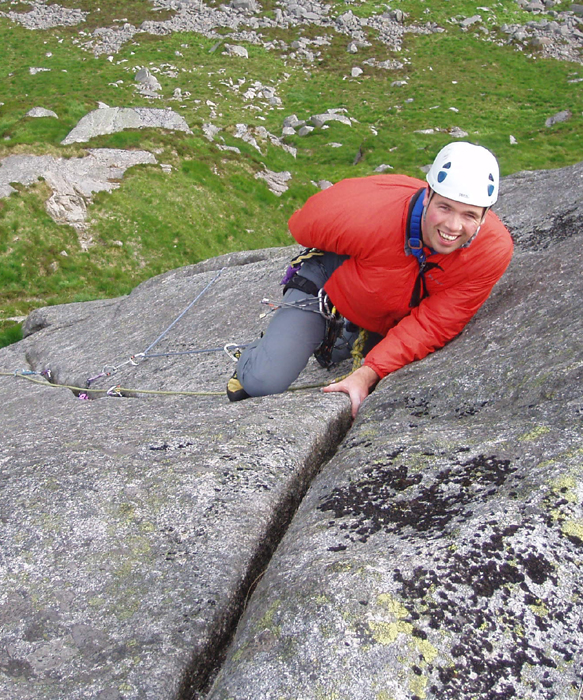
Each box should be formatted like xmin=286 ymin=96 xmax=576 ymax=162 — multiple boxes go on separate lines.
xmin=2 ymin=266 xmax=368 ymax=400
xmin=86 ymin=266 xmax=226 ymax=386
xmin=1 ymin=369 xmax=340 ymax=398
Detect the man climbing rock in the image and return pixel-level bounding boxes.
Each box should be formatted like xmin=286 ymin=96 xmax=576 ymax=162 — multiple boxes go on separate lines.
xmin=227 ymin=142 xmax=513 ymax=417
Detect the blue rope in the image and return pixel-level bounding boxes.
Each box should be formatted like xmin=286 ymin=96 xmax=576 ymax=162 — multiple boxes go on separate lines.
xmin=142 ymin=266 xmax=225 ymax=356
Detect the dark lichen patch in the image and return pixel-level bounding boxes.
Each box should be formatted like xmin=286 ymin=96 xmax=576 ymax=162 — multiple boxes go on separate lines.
xmin=386 ymin=520 xmax=581 ymax=699
xmin=318 ymin=454 xmax=516 ymax=545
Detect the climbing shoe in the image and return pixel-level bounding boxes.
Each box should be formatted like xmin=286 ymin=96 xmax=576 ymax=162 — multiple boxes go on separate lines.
xmin=227 ymin=371 xmax=250 ymax=402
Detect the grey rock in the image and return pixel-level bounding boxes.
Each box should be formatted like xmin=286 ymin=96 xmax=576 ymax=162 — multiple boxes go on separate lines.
xmin=2 ymin=161 xmax=583 ymax=700
xmin=0 ymin=149 xmax=156 ymax=244
xmin=297 ymin=125 xmax=314 ymax=136
xmin=317 ymin=179 xmax=333 ymax=189
xmin=254 ymin=168 xmax=292 ymax=195
xmin=5 ymin=2 xmax=88 ymax=29
xmin=373 ymin=163 xmax=393 ymax=172
xmin=223 ymin=44 xmax=249 ymax=58
xmin=310 ymin=112 xmax=352 ymax=128
xmin=0 ymin=249 xmax=351 ymax=700
xmin=206 ymin=161 xmax=583 ymax=699
xmin=282 ymin=114 xmax=302 ymax=129
xmin=495 ymin=159 xmax=583 ymax=248
xmin=351 ymin=66 xmax=364 ymax=77
xmin=25 ymin=106 xmax=58 ymax=118
xmin=61 ymin=107 xmax=192 ymax=145
xmin=460 ymin=14 xmax=482 ymax=28
xmin=545 ymin=109 xmax=572 ymax=126
xmin=525 ymin=0 xmax=545 ymax=9
xmin=134 ymin=67 xmax=162 ymax=91
xmin=571 ymin=3 xmax=583 ymax=14
xmin=203 ymin=123 xmax=222 ymax=141
xmin=448 ymin=126 xmax=469 ymax=138
xmin=230 ymin=0 xmax=258 ymax=11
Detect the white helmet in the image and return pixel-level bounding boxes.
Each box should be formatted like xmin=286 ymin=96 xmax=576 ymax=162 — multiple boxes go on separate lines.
xmin=426 ymin=142 xmax=500 ymax=207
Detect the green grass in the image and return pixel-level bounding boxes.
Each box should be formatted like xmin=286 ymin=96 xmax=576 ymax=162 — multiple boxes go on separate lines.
xmin=0 ymin=0 xmax=581 ymax=341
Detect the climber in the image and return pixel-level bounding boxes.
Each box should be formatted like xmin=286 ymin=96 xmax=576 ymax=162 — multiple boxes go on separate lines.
xmin=227 ymin=141 xmax=514 ymax=417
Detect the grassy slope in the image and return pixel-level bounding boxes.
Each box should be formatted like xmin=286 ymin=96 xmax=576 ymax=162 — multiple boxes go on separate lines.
xmin=0 ymin=0 xmax=581 ymax=346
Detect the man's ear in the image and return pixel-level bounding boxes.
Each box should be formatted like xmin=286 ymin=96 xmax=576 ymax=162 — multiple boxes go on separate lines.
xmin=423 ymin=187 xmax=432 ymax=208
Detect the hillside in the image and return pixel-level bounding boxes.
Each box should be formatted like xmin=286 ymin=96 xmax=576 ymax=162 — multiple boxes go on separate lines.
xmin=0 ymin=0 xmax=582 ymax=345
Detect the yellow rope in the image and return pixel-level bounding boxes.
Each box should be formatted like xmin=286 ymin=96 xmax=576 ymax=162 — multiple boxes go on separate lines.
xmin=1 ymin=372 xmax=225 ymax=396
xmin=0 ymin=331 xmax=369 ymax=398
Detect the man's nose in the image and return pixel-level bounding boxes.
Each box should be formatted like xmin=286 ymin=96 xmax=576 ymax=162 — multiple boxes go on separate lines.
xmin=444 ymin=212 xmax=463 ymax=232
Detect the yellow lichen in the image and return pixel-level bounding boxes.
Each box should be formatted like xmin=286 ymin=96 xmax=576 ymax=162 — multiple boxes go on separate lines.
xmin=562 ymin=519 xmax=583 ymax=540
xmin=519 ymin=426 xmax=550 ymax=441
xmin=529 ymin=601 xmax=549 ymax=617
xmin=415 ymin=637 xmax=438 ymax=663
xmin=376 ymin=593 xmax=409 ymax=618
xmin=409 ymin=672 xmax=428 ymax=699
xmin=550 ymin=475 xmax=579 ymax=503
xmin=369 ymin=620 xmax=413 ymax=645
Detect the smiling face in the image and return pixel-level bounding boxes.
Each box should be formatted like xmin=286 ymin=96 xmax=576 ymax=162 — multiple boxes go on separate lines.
xmin=421 ymin=191 xmax=486 ymax=254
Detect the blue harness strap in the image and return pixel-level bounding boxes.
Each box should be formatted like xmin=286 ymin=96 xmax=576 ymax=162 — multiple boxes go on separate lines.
xmin=406 ymin=188 xmax=442 ymax=308
xmin=407 ymin=188 xmax=427 ymax=266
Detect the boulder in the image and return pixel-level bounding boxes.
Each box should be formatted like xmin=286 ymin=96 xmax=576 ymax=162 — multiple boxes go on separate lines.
xmin=25 ymin=107 xmax=58 ymax=118
xmin=545 ymin=109 xmax=572 ymax=127
xmin=61 ymin=107 xmax=192 ymax=145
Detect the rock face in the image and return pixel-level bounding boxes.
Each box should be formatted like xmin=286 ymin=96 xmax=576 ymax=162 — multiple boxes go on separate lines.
xmin=205 ymin=163 xmax=583 ymax=699
xmin=1 ymin=163 xmax=582 ymax=700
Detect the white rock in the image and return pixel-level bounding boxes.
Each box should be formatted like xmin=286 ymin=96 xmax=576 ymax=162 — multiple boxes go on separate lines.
xmin=510 ymin=135 xmax=518 ymax=145
xmin=255 ymin=169 xmax=292 ymax=196
xmin=310 ymin=113 xmax=352 ymax=128
xmin=374 ymin=164 xmax=393 ymax=172
xmin=449 ymin=126 xmax=469 ymax=138
xmin=26 ymin=107 xmax=58 ymax=119
xmin=223 ymin=44 xmax=249 ymax=58
xmin=61 ymin=107 xmax=192 ymax=145
xmin=351 ymin=67 xmax=364 ymax=77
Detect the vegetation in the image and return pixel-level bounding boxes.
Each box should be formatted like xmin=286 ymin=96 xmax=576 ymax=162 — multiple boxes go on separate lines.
xmin=0 ymin=0 xmax=581 ymax=346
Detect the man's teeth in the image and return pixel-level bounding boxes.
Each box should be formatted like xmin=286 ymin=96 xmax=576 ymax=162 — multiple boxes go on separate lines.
xmin=439 ymin=231 xmax=458 ymax=241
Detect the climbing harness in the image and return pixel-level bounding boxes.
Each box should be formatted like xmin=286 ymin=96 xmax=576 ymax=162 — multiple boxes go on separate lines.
xmin=279 ymin=248 xmax=348 ymax=369
xmin=407 ymin=188 xmax=443 ymax=309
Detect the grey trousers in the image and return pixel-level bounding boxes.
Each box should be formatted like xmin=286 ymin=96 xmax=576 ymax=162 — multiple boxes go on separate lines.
xmin=237 ymin=252 xmax=348 ymax=397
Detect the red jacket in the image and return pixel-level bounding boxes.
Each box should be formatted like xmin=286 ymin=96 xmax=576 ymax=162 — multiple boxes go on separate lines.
xmin=288 ymin=174 xmax=513 ymax=379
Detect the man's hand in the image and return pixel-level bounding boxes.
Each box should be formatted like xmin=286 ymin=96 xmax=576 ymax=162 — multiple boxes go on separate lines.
xmin=323 ymin=365 xmax=380 ymax=418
